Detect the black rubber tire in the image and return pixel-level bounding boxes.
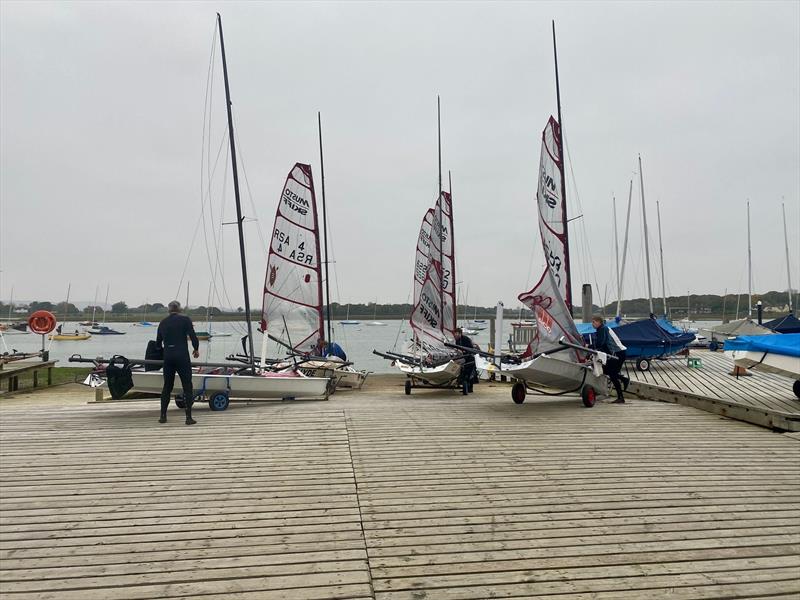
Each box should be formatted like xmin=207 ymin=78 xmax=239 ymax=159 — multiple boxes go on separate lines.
xmin=175 ymin=396 xmax=186 ymax=409
xmin=511 ymin=382 xmax=526 ymax=404
xmin=636 ymin=358 xmax=651 ymax=372
xmin=793 ymin=380 xmax=800 ymax=400
xmin=404 ymin=379 xmax=411 ymax=395
xmin=581 ymin=386 xmax=597 ymax=408
xmin=208 ymin=392 xmax=229 ymax=411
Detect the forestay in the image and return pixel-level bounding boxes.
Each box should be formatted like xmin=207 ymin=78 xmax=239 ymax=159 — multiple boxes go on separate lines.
xmin=260 ymin=163 xmax=324 ymax=353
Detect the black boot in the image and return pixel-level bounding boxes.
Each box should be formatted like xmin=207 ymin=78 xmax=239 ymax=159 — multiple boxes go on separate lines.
xmin=185 ymin=400 xmax=196 ymax=425
xmin=613 ymin=395 xmax=625 ymax=404
xmin=159 ymin=396 xmax=169 ymax=423
xmin=622 ymin=375 xmax=630 ymax=391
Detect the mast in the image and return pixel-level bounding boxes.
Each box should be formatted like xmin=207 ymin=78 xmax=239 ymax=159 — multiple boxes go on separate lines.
xmin=437 ymin=96 xmax=444 ymax=328
xmin=639 ymin=155 xmax=654 ymax=316
xmin=782 ymin=202 xmax=794 ymax=313
xmin=90 ymin=286 xmax=98 ymax=324
xmin=613 ymin=195 xmax=620 ymax=316
xmin=217 ymin=13 xmax=255 ymax=368
xmin=63 ymin=283 xmax=71 ymax=328
xmin=687 ymin=290 xmax=690 ymax=321
xmin=6 ymin=287 xmax=13 ymax=321
xmin=318 ymin=112 xmax=332 ymax=342
xmin=185 ymin=281 xmax=190 ymax=310
xmin=449 ymin=169 xmax=456 ymax=332
xmin=656 ymin=200 xmax=668 ymax=316
xmin=747 ymin=200 xmax=752 ymax=317
xmin=617 ymin=179 xmax=633 ymax=317
xmin=102 ymin=284 xmax=109 ymax=325
xmin=552 ymin=20 xmax=572 ymax=312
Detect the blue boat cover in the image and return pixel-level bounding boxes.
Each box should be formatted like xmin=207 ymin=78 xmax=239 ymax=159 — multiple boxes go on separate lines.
xmin=580 ymin=318 xmax=695 ymax=359
xmin=656 ymin=318 xmax=684 ymax=334
xmin=724 ymin=333 xmax=800 ymax=357
xmin=763 ymin=313 xmax=800 ymax=334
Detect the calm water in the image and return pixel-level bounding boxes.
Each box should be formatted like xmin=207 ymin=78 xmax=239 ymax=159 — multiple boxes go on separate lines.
xmin=2 ymin=318 xmax=722 ymax=373
xmin=1 ymin=320 xmax=507 ymax=374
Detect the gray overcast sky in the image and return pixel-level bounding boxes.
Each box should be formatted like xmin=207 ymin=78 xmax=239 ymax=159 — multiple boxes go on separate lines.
xmin=1 ymin=0 xmax=798 ymax=309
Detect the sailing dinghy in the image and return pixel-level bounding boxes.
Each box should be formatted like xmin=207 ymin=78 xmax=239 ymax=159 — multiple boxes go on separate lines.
xmin=475 ymin=116 xmax=609 ymax=407
xmin=93 ymin=15 xmax=330 ymax=406
xmin=259 ymin=163 xmax=367 ymax=390
xmin=378 ymin=190 xmax=466 ymax=394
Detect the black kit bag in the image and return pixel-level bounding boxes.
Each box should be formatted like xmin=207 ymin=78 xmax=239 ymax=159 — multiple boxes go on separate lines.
xmin=145 ymin=340 xmax=163 ymax=372
xmin=106 ymin=355 xmax=134 ymax=399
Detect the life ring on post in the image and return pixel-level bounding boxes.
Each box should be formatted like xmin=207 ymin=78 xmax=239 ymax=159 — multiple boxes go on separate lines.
xmin=28 ymin=310 xmax=57 ymax=334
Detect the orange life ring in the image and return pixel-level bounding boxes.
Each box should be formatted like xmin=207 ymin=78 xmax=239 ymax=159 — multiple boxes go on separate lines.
xmin=28 ymin=310 xmax=57 ymax=334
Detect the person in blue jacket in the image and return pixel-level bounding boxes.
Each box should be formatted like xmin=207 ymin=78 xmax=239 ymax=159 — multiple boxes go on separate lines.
xmin=591 ymin=315 xmax=629 ymax=403
xmin=314 ymin=337 xmax=347 ymax=361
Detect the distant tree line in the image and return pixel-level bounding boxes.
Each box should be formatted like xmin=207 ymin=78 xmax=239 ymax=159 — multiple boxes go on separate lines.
xmin=0 ymin=290 xmax=793 ymax=321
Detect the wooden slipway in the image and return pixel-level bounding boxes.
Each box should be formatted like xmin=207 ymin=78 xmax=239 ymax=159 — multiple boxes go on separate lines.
xmin=626 ymin=349 xmax=800 ymax=432
xmin=1 ymin=379 xmax=798 ymax=599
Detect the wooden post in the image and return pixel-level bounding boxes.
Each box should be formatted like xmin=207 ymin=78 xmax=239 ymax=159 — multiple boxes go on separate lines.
xmin=33 ymin=370 xmax=38 ymax=388
xmin=95 ymin=388 xmax=104 ymax=402
xmin=47 ymin=367 xmax=52 ymax=386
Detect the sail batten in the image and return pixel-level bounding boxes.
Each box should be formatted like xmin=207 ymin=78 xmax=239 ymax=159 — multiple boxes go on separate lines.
xmin=261 ymin=163 xmax=324 ymax=353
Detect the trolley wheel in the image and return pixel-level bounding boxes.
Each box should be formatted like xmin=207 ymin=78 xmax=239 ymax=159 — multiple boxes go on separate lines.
xmin=636 ymin=358 xmax=651 ymax=372
xmin=209 ymin=391 xmax=229 ymax=411
xmin=581 ymin=386 xmax=597 ymax=408
xmin=511 ymin=382 xmax=526 ymax=404
xmin=793 ymin=380 xmax=800 ymax=400
xmin=708 ymin=340 xmax=720 ymax=352
xmin=404 ymin=379 xmax=412 ymax=395
xmin=175 ymin=395 xmax=186 ymax=409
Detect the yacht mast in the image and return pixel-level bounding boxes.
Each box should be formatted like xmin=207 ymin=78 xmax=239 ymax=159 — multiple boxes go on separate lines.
xmin=639 ymin=155 xmax=654 ymax=316
xmin=217 ymin=14 xmax=256 ymax=369
xmin=782 ymin=202 xmax=794 ymax=313
xmin=616 ymin=179 xmax=633 ymax=318
xmin=747 ymin=200 xmax=752 ymax=317
xmin=656 ymin=200 xmax=667 ymax=316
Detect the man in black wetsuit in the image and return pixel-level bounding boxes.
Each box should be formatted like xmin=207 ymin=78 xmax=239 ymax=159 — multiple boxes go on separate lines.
xmin=454 ymin=327 xmax=476 ymax=395
xmin=156 ymin=301 xmax=200 ymax=425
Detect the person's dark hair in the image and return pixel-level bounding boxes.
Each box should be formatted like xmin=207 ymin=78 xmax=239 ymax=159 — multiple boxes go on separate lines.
xmin=591 ymin=314 xmax=604 ymax=325
xmin=455 ymin=327 xmax=463 ymax=334
xmin=168 ymin=301 xmax=181 ymax=313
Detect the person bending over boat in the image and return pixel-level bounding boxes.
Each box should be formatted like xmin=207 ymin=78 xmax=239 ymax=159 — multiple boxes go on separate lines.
xmin=156 ymin=301 xmax=200 ymax=425
xmin=454 ymin=327 xmax=476 ymax=394
xmin=590 ymin=315 xmax=629 ymax=404
xmin=313 ymin=337 xmax=347 ymax=361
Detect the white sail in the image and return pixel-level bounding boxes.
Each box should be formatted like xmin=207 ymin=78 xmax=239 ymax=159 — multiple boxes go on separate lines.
xmin=536 ymin=116 xmax=570 ymax=302
xmin=410 ymin=258 xmax=454 ymax=353
xmin=413 ymin=208 xmax=434 ymax=307
xmin=518 ymin=117 xmax=584 ymax=361
xmin=260 ymin=163 xmax=323 ymax=353
xmin=410 ymin=191 xmax=457 ymax=352
xmin=519 ymin=267 xmax=585 ymax=361
xmin=430 ymin=191 xmax=457 ymax=338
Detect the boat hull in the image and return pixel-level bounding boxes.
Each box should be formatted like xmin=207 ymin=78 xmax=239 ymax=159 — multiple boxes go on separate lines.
xmin=398 ymin=360 xmax=462 ymax=386
xmin=131 ymin=371 xmax=330 ymax=399
xmin=476 ymin=354 xmax=609 ymax=397
xmin=727 ymin=351 xmax=800 ymax=380
xmin=49 ymin=334 xmax=92 ymax=341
